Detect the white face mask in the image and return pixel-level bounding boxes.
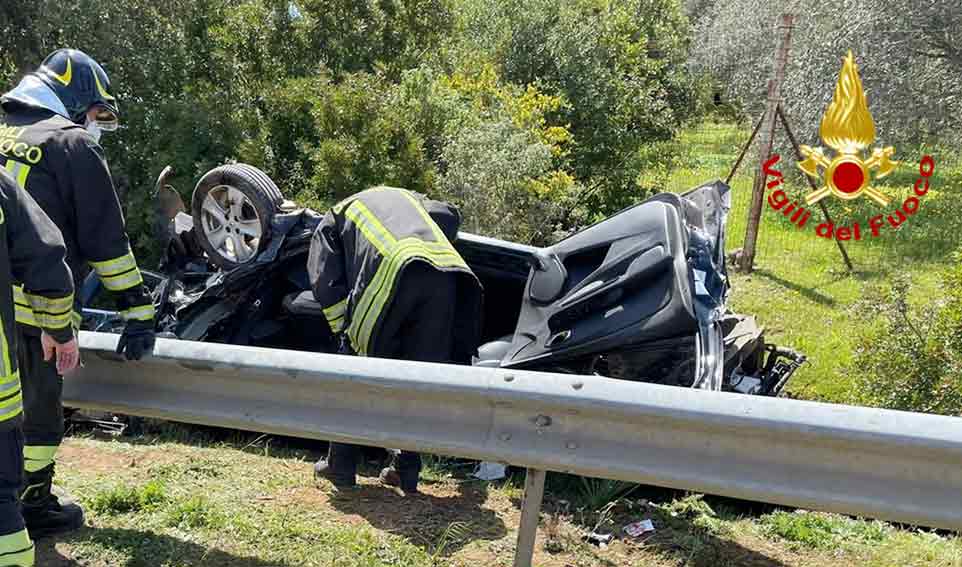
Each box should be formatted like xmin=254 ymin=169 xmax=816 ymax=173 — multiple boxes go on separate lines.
xmin=85 ymin=121 xmax=102 ymax=143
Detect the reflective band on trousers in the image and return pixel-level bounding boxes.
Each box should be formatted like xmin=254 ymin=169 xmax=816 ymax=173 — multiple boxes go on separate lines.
xmin=23 ymin=445 xmax=57 ymax=473
xmin=0 ymin=529 xmax=34 ymax=566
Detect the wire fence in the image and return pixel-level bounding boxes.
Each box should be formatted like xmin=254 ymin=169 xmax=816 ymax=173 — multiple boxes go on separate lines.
xmin=664 ymin=121 xmax=962 ymax=279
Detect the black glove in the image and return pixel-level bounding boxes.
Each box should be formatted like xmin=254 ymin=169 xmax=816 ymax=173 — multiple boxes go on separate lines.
xmin=116 ymin=319 xmax=156 ymax=361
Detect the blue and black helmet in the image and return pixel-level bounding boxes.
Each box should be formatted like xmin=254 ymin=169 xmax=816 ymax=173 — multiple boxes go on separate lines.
xmin=36 ymin=49 xmax=119 ymax=125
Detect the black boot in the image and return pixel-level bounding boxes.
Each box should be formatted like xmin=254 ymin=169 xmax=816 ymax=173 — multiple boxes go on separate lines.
xmin=313 ymin=443 xmax=359 ymax=489
xmin=21 ymin=464 xmax=84 ymax=539
xmin=379 ymin=451 xmax=421 ymax=493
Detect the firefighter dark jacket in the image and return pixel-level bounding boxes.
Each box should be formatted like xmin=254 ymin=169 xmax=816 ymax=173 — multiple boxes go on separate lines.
xmin=0 ymin=106 xmax=154 ymax=329
xmin=0 ymin=168 xmax=74 ymax=429
xmin=307 ymin=187 xmax=483 ymax=362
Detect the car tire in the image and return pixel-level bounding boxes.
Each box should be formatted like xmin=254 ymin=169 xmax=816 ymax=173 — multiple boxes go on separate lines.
xmin=191 ymin=164 xmax=283 ymax=269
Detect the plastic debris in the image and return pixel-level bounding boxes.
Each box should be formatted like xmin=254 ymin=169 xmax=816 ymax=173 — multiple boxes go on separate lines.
xmin=623 ymin=519 xmax=656 ymax=538
xmin=584 ymin=531 xmax=614 ymax=546
xmin=473 ymin=461 xmax=508 ymax=481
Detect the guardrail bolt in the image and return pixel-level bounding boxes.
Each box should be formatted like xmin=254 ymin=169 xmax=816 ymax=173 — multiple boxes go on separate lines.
xmin=534 ymin=415 xmax=552 ymax=427
xmin=566 ymin=441 xmax=578 ymax=450
xmin=500 ymin=433 xmax=512 ymax=442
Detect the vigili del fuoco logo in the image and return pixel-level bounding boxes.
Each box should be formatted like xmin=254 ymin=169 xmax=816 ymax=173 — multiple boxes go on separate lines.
xmin=764 ymin=51 xmax=935 ymax=242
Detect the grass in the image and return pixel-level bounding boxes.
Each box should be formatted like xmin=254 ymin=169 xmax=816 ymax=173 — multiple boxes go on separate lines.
xmin=42 ymin=430 xmax=962 ymax=566
xmin=663 ymin=119 xmax=962 ymax=402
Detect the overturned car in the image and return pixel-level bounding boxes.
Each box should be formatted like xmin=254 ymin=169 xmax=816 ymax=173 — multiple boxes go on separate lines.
xmin=81 ymin=164 xmax=804 ymax=395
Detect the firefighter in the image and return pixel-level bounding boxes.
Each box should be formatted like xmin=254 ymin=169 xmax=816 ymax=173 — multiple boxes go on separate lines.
xmin=0 ymin=49 xmax=156 ymax=537
xmin=308 ymin=186 xmax=482 ymax=493
xmin=0 ymin=168 xmax=79 ymax=567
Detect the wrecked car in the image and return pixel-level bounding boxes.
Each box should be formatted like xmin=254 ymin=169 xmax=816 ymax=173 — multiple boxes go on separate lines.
xmin=81 ymin=164 xmax=804 ymax=395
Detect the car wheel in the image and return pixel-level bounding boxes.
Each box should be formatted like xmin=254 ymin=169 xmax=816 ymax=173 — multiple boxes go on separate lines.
xmin=191 ymin=164 xmax=283 ymax=269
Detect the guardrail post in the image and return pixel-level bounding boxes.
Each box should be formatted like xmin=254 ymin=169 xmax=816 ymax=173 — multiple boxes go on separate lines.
xmin=513 ymin=468 xmax=547 ymax=567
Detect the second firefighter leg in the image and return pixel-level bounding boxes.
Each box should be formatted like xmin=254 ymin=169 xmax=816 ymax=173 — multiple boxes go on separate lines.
xmin=17 ymin=330 xmax=83 ymax=538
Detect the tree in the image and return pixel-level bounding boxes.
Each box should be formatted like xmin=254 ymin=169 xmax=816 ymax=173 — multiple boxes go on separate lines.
xmin=688 ymin=0 xmax=962 ymax=144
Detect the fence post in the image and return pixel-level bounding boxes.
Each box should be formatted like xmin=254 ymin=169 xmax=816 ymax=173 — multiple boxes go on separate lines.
xmin=739 ymin=14 xmax=795 ymax=273
xmin=776 ymin=104 xmax=855 ymax=272
xmin=513 ymin=468 xmax=547 ymax=567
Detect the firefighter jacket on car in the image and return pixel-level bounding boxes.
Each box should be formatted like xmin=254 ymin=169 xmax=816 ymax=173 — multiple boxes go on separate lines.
xmin=0 ymin=169 xmax=74 ymax=428
xmin=308 ymin=187 xmax=483 ymax=361
xmin=0 ymin=107 xmax=154 ymax=328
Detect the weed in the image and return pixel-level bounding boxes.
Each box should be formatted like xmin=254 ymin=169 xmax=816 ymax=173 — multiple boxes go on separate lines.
xmin=164 ymin=496 xmax=226 ymax=530
xmin=760 ymin=510 xmax=890 ymax=549
xmin=89 ymin=480 xmax=166 ymax=515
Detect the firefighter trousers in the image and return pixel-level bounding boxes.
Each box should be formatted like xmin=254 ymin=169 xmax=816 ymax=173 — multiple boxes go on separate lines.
xmin=0 ymin=427 xmax=33 ymax=566
xmin=16 ymin=330 xmax=63 ymax=476
xmin=327 ymin=262 xmax=458 ymax=486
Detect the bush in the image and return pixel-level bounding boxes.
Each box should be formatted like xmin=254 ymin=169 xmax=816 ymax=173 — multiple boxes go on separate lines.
xmin=850 ymin=260 xmax=962 ymax=415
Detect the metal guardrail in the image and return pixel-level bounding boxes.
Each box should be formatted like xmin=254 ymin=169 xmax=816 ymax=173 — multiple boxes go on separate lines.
xmin=67 ymin=332 xmax=962 ymax=563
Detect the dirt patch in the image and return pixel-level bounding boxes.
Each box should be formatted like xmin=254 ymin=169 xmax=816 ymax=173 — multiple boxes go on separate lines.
xmin=58 ymin=441 xmax=179 ymax=477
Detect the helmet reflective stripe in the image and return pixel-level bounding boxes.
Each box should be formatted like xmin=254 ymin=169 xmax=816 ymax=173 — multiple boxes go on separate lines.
xmin=45 ymin=57 xmax=72 ymax=86
xmin=34 ymin=49 xmax=120 ymax=124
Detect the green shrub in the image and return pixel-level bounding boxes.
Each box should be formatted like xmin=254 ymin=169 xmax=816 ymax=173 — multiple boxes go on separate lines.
xmin=850 ymin=260 xmax=962 ymax=416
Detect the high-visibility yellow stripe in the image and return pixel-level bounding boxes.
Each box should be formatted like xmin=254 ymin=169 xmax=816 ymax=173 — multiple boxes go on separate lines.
xmin=0 ymin=305 xmax=13 ymax=381
xmin=344 ymin=201 xmax=396 ymax=257
xmin=23 ymin=445 xmax=58 ymax=472
xmin=346 ymin=238 xmax=458 ymax=354
xmin=90 ymin=251 xmax=138 ymax=277
xmin=349 ymin=238 xmax=466 ymax=354
xmin=398 ymin=189 xmax=448 ymax=243
xmin=120 ymin=304 xmax=155 ymax=322
xmin=4 ymin=159 xmax=31 ymax=188
xmin=328 ymin=316 xmax=345 ymax=334
xmin=0 ymin=528 xmax=34 ymax=565
xmin=34 ymin=310 xmax=72 ymax=330
xmin=13 ymin=285 xmax=75 ymax=330
xmin=99 ymin=269 xmax=144 ymax=291
xmin=14 ymin=286 xmax=74 ymax=315
xmin=0 ymin=391 xmax=23 ymax=423
xmin=323 ymin=299 xmax=347 ymax=320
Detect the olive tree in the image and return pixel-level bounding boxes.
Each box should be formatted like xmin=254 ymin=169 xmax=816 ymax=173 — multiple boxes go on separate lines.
xmin=688 ymin=0 xmax=962 ymax=144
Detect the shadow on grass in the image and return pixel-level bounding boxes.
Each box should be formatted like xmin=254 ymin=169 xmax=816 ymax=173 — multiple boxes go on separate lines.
xmin=752 ymin=269 xmax=838 ymax=307
xmin=329 ymin=480 xmax=507 ymax=557
xmin=36 ymin=527 xmax=297 ymax=567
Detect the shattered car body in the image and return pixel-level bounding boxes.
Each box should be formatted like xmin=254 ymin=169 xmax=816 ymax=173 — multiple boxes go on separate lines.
xmin=81 ymin=165 xmax=804 ymax=396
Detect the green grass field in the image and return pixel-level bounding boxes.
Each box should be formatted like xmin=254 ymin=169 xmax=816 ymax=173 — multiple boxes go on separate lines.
xmin=44 ymin=120 xmax=962 ymax=566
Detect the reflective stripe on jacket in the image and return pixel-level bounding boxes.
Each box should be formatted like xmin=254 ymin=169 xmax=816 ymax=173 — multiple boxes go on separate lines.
xmin=308 ymin=187 xmax=482 ymax=358
xmin=0 ymin=169 xmax=74 ymax=426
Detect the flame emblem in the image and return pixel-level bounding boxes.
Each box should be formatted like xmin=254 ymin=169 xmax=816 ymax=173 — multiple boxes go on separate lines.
xmin=798 ymin=51 xmax=897 ymax=206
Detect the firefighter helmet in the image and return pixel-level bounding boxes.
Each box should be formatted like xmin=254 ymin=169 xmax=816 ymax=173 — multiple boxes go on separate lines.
xmin=35 ymin=49 xmax=119 ymax=126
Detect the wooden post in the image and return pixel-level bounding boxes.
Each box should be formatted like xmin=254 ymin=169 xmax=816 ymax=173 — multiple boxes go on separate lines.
xmin=776 ymin=104 xmax=855 ymax=272
xmin=739 ymin=14 xmax=795 ymax=273
xmin=726 ymin=113 xmax=766 ymax=185
xmin=513 ymin=468 xmax=547 ymax=567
